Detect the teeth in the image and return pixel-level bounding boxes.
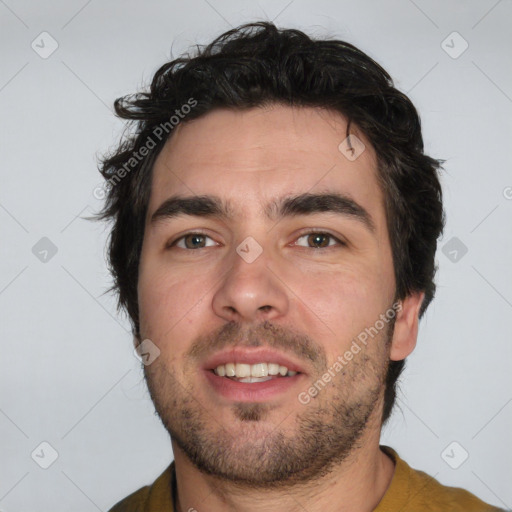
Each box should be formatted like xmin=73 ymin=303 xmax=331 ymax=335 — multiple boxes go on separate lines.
xmin=251 ymin=363 xmax=267 ymax=377
xmin=225 ymin=363 xmax=235 ymax=377
xmin=239 ymin=376 xmax=273 ymax=383
xmin=235 ymin=363 xmax=251 ymax=378
xmin=213 ymin=362 xmax=299 ymax=378
xmin=268 ymin=363 xmax=280 ymax=376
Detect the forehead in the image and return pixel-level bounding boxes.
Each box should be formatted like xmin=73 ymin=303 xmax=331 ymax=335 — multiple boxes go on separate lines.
xmin=148 ymin=104 xmax=385 ymax=228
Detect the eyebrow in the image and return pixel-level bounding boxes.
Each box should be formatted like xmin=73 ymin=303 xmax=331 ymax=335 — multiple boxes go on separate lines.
xmin=150 ymin=192 xmax=375 ymax=233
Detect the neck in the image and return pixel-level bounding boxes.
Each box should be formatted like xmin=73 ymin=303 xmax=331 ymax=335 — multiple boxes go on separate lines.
xmin=171 ymin=428 xmax=395 ymax=512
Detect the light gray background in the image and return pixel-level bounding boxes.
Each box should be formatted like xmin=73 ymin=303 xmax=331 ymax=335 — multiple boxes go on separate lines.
xmin=1 ymin=1 xmax=511 ymax=511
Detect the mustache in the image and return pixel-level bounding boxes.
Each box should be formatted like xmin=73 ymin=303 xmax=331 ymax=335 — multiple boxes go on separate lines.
xmin=186 ymin=320 xmax=327 ymax=372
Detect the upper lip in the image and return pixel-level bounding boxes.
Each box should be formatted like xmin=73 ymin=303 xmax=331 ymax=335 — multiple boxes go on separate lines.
xmin=202 ymin=347 xmax=307 ymax=374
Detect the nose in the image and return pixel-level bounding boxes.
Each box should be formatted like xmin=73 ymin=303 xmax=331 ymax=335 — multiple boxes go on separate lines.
xmin=211 ymin=245 xmax=289 ymax=324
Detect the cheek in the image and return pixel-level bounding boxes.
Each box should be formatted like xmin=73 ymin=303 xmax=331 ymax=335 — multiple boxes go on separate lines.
xmin=137 ymin=259 xmax=209 ymax=354
xmin=286 ymin=262 xmax=392 ymax=356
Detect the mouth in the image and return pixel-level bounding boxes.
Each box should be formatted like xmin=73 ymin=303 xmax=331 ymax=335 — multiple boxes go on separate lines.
xmin=201 ymin=349 xmax=306 ymax=402
xmin=210 ymin=362 xmax=300 ymax=383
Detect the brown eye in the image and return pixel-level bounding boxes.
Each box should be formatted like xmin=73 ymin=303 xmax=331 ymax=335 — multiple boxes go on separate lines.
xmin=295 ymin=231 xmax=344 ymax=249
xmin=308 ymin=233 xmax=330 ymax=248
xmin=170 ymin=233 xmax=216 ymax=250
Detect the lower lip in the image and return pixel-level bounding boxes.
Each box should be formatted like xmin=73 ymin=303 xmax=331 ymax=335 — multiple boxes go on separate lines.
xmin=203 ymin=370 xmax=303 ymax=402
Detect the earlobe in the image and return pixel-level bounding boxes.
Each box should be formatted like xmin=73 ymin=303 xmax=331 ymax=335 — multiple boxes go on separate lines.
xmin=389 ymin=291 xmax=425 ymax=361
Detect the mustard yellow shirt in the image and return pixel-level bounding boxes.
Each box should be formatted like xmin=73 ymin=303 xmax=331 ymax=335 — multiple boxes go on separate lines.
xmin=108 ymin=445 xmax=505 ymax=511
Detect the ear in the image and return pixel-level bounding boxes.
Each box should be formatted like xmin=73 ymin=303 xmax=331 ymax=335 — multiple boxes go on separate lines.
xmin=389 ymin=291 xmax=425 ymax=361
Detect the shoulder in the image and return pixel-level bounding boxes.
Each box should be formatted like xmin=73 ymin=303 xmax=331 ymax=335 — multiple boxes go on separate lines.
xmin=378 ymin=445 xmax=505 ymax=512
xmin=106 ymin=462 xmax=175 ymax=512
xmin=107 ymin=485 xmax=151 ymax=512
xmin=406 ymin=467 xmax=503 ymax=511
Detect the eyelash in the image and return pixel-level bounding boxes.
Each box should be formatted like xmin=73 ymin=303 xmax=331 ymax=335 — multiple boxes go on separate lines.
xmin=167 ymin=230 xmax=346 ymax=251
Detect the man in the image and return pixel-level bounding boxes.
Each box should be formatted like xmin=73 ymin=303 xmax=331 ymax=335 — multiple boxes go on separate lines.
xmin=97 ymin=21 xmax=503 ymax=512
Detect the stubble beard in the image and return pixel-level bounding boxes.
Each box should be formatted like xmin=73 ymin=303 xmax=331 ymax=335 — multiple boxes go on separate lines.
xmin=143 ymin=321 xmax=392 ymax=490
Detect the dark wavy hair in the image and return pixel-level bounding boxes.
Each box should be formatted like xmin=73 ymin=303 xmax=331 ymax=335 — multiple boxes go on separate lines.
xmin=94 ymin=21 xmax=445 ymax=426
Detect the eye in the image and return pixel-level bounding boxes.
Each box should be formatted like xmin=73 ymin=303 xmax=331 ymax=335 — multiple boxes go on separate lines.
xmin=167 ymin=230 xmax=345 ymax=251
xmin=294 ymin=231 xmax=345 ymax=249
xmin=169 ymin=232 xmax=217 ymax=250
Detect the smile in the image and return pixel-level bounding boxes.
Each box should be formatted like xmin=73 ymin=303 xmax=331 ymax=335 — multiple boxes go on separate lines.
xmin=213 ymin=362 xmax=299 ymax=381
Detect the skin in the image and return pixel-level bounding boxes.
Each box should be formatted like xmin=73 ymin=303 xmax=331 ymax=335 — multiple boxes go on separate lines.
xmin=137 ymin=104 xmax=424 ymax=512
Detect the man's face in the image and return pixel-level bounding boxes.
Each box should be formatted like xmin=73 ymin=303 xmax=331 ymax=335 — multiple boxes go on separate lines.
xmin=137 ymin=104 xmax=399 ymax=487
